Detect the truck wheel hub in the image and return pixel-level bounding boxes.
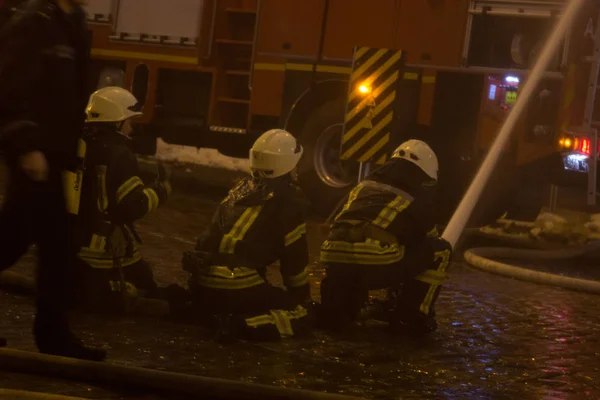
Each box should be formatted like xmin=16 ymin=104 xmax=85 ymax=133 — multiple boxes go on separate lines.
xmin=313 ymin=123 xmax=355 ymax=188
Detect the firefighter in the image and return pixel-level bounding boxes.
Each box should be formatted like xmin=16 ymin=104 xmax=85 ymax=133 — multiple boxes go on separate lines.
xmin=318 ymin=140 xmax=452 ymax=335
xmin=181 ymin=129 xmax=311 ymax=342
xmin=0 ymin=0 xmax=105 ymax=360
xmin=75 ymin=86 xmax=170 ymax=313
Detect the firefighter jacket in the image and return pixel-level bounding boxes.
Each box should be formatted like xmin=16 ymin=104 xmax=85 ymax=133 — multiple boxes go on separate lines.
xmin=76 ymin=128 xmax=170 ymax=269
xmin=0 ymin=0 xmax=89 ymax=169
xmin=321 ymin=158 xmax=441 ymax=266
xmin=191 ymin=175 xmax=310 ymax=297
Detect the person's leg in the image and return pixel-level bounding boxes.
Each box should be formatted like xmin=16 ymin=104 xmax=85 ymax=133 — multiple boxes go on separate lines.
xmin=123 ymin=259 xmax=159 ymax=298
xmin=33 ymin=169 xmax=106 ymax=361
xmin=0 ymin=169 xmax=36 ymax=346
xmin=75 ymin=261 xmax=125 ymax=315
xmin=0 ymin=175 xmax=34 ymax=271
xmin=391 ymin=239 xmax=452 ymax=335
xmin=317 ymin=263 xmax=368 ymax=332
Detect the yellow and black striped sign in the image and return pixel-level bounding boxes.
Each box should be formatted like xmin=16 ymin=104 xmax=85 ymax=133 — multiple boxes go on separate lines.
xmin=340 ymin=47 xmax=405 ymax=164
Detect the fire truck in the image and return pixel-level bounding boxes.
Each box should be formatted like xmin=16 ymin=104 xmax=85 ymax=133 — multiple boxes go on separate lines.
xmin=84 ymin=0 xmax=600 ymax=220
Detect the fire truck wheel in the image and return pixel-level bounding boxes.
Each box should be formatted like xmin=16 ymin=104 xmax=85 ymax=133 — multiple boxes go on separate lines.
xmin=297 ymin=101 xmax=358 ymax=216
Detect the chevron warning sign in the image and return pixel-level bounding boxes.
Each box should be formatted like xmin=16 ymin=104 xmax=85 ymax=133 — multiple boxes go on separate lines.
xmin=340 ymin=47 xmax=406 ymax=165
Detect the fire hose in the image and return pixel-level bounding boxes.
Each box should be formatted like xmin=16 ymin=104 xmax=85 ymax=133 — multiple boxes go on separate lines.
xmin=462 ymin=237 xmax=600 ymax=294
xmin=0 ymin=389 xmax=88 ymax=400
xmin=0 ymin=348 xmax=365 ymax=400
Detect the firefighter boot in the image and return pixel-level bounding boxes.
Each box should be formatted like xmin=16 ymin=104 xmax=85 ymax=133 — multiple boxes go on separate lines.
xmin=0 ymin=337 xmax=6 ymax=347
xmin=214 ymin=314 xmax=238 ymax=344
xmin=33 ymin=310 xmax=106 ymax=361
xmin=389 ymin=310 xmax=438 ymax=337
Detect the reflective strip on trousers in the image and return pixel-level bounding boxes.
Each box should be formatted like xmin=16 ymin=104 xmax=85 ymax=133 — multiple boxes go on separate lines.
xmin=285 ymin=267 xmax=309 ymax=287
xmin=245 ymin=305 xmax=308 ymax=337
xmin=415 ymin=268 xmax=448 ymax=286
xmin=320 ymin=240 xmax=405 ymax=265
xmin=116 ymin=176 xmax=144 ymax=204
xmin=143 ymin=187 xmax=160 ymax=212
xmin=196 ymin=266 xmax=265 ymax=289
xmin=109 ymin=280 xmax=137 ymax=295
xmin=219 ymin=206 xmax=262 ymax=255
xmin=418 ymin=249 xmax=451 ymax=315
xmin=78 ymin=248 xmax=142 ymax=269
xmin=284 ymin=223 xmax=307 ymax=246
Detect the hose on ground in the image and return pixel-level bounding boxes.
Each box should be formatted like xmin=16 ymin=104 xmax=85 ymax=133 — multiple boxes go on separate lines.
xmin=0 ymin=389 xmax=87 ymax=400
xmin=0 ymin=348 xmax=365 ymax=400
xmin=464 ymin=239 xmax=600 ymax=294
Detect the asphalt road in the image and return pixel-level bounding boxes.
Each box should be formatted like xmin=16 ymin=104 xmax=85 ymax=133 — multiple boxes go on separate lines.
xmin=2 ymin=189 xmax=600 ymax=399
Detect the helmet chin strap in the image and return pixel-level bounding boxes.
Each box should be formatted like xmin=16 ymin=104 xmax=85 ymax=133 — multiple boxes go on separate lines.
xmin=115 ymin=121 xmax=132 ymax=140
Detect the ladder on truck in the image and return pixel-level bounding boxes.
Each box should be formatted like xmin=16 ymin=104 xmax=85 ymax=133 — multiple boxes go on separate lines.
xmin=212 ymin=0 xmax=260 ymax=130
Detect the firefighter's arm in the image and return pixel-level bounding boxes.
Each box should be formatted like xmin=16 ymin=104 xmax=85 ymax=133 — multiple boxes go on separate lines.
xmin=278 ymin=206 xmax=310 ymax=301
xmin=404 ymin=210 xmax=453 ymax=270
xmin=0 ymin=8 xmax=47 ymax=156
xmin=194 ymin=213 xmax=220 ymax=253
xmin=109 ymin=153 xmax=170 ymax=223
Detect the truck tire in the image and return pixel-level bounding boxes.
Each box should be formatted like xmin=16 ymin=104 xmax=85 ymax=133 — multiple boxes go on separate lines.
xmin=297 ymin=101 xmax=357 ymax=216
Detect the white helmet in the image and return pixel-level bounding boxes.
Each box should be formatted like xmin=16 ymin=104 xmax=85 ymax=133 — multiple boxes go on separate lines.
xmin=86 ymin=86 xmax=143 ymax=123
xmin=391 ymin=139 xmax=438 ymax=180
xmin=249 ymin=129 xmax=303 ymax=178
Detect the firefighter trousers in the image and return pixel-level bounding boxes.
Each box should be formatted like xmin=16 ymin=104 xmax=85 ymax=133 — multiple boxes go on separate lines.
xmin=75 ymin=258 xmax=159 ymax=314
xmin=319 ymin=240 xmax=450 ymax=332
xmin=190 ymin=281 xmax=311 ymax=341
xmin=0 ymin=164 xmax=78 ymax=335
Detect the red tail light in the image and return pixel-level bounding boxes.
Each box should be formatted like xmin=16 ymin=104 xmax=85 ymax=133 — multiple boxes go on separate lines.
xmin=580 ymin=138 xmax=591 ymax=155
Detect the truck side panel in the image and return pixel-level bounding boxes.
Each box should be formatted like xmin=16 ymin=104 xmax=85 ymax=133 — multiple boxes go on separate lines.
xmin=322 ymin=0 xmax=396 ymax=60
xmin=396 ymin=0 xmax=469 ymax=66
xmin=322 ymin=0 xmax=469 ymax=65
xmin=250 ymin=56 xmax=286 ymax=117
xmin=255 ymin=0 xmax=325 ymax=59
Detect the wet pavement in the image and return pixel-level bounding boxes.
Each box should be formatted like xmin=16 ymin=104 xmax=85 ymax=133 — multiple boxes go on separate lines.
xmin=2 ymin=190 xmax=600 ymax=399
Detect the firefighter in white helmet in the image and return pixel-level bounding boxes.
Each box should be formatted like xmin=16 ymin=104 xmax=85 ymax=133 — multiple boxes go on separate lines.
xmin=181 ymin=129 xmax=311 ymax=342
xmin=318 ymin=139 xmax=452 ymax=335
xmin=75 ymin=87 xmax=170 ymax=313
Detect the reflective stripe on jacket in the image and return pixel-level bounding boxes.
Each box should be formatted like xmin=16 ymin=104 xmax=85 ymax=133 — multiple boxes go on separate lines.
xmin=321 ymin=179 xmax=436 ymax=265
xmin=194 ymin=177 xmax=310 ymax=290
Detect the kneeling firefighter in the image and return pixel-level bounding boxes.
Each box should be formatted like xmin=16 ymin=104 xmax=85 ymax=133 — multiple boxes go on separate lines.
xmin=181 ymin=129 xmax=311 ymax=341
xmin=318 ymin=140 xmax=452 ymax=335
xmin=76 ymin=87 xmax=170 ymax=313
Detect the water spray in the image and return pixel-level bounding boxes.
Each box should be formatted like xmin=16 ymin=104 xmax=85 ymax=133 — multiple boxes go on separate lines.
xmin=442 ymin=0 xmax=587 ymax=247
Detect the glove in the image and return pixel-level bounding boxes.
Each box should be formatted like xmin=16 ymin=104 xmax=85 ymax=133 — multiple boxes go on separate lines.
xmin=431 ymin=236 xmax=453 ymax=254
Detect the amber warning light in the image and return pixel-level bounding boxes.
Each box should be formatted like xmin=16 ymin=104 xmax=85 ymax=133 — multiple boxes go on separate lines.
xmin=358 ymin=83 xmax=371 ymax=95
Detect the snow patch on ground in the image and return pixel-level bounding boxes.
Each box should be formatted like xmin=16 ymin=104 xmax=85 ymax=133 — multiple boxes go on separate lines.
xmin=586 ymin=213 xmax=600 ymax=233
xmin=155 ymin=139 xmax=250 ymax=172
